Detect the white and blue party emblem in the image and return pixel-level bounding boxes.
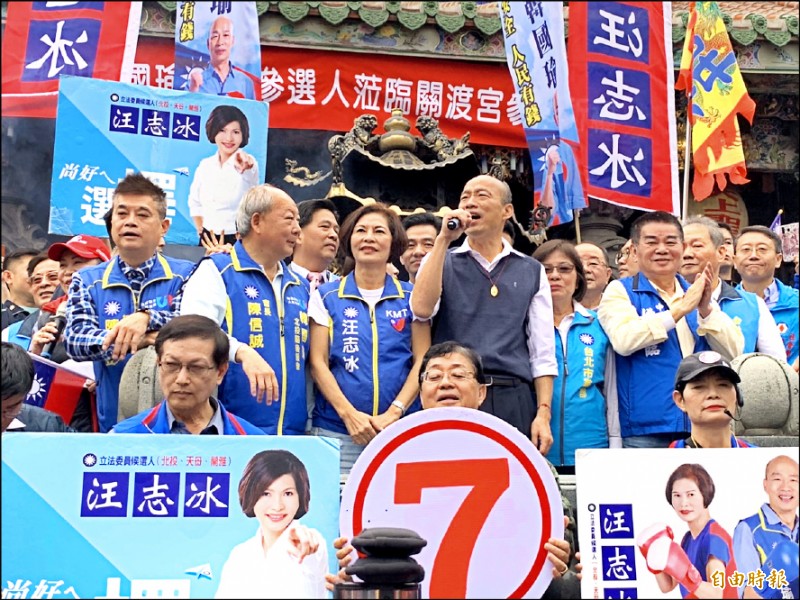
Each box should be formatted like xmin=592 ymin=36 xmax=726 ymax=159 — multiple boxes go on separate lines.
xmin=83 ymin=453 xmax=98 ymax=467
xmin=244 ymin=285 xmax=259 ymax=300
xmin=104 ymin=300 xmax=121 ymax=316
xmin=26 ymin=373 xmax=48 ymax=404
xmin=343 ymin=306 xmax=359 ymax=319
xmin=579 ymin=333 xmax=595 ymax=346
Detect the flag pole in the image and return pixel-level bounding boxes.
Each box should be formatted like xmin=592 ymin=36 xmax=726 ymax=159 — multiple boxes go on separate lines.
xmin=681 ymin=110 xmax=692 ymax=220
xmin=574 ymin=209 xmax=582 ymax=243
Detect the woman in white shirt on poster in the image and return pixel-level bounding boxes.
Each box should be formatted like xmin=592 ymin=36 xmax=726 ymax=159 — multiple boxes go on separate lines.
xmin=215 ymin=450 xmax=328 ymax=599
xmin=189 ymin=104 xmax=259 ymax=246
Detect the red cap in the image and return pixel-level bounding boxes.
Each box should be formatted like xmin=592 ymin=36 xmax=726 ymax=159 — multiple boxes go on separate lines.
xmin=48 ymin=235 xmax=111 ymax=262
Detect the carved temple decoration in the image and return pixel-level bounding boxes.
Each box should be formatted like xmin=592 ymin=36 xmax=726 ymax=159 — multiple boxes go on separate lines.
xmin=325 ymin=109 xmax=479 ymax=216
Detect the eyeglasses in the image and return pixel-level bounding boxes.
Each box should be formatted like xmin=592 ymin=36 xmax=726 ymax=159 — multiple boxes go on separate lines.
xmin=542 ymin=264 xmax=575 ymax=275
xmin=29 ymin=271 xmax=59 ymax=286
xmin=615 ymin=249 xmax=631 ymax=263
xmin=421 ymin=369 xmax=476 ymax=384
xmin=158 ymin=361 xmax=216 ymax=377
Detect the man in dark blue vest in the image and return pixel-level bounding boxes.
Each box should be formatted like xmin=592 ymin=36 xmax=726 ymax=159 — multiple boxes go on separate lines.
xmin=180 ymin=184 xmax=309 ymax=434
xmin=598 ymin=211 xmax=744 ymax=448
xmin=410 ymin=175 xmax=557 ymax=454
xmin=1 ymin=249 xmax=37 ymax=331
xmin=64 ymin=173 xmax=195 ymax=432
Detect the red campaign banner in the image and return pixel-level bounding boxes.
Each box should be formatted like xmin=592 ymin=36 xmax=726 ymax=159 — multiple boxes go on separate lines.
xmin=568 ymin=2 xmax=680 ymax=215
xmin=1 ymin=2 xmax=142 ymax=119
xmin=132 ymin=36 xmax=529 ymax=148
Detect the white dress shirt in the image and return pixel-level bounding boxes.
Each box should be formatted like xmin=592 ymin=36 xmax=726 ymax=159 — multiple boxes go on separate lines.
xmin=188 ymin=151 xmax=259 ymax=234
xmin=214 ymin=523 xmax=328 ymax=599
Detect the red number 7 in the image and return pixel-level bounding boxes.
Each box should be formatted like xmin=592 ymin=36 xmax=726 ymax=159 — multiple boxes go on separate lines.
xmin=394 ymin=458 xmax=510 ymax=598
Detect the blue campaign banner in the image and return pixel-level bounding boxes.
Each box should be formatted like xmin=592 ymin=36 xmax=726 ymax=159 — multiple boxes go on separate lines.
xmin=499 ymin=1 xmax=586 ymax=226
xmin=1 ymin=434 xmax=339 ymax=599
xmin=49 ymin=75 xmax=268 ymax=245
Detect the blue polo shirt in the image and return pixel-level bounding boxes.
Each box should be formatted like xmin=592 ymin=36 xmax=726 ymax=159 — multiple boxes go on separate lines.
xmin=198 ymin=62 xmax=255 ymax=99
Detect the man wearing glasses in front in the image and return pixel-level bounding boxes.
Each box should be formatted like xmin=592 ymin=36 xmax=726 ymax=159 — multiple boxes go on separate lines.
xmin=113 ymin=315 xmax=263 ymax=435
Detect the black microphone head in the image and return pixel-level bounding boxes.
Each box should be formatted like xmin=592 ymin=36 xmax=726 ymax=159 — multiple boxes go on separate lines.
xmin=446 ymin=218 xmax=460 ymax=231
xmin=40 ymin=312 xmax=68 ymax=360
xmin=722 ymin=408 xmax=741 ymax=422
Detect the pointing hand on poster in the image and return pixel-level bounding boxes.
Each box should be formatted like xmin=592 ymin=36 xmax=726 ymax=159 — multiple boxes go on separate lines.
xmin=285 ymin=522 xmax=322 ymax=564
xmin=234 ymin=149 xmax=256 ymax=174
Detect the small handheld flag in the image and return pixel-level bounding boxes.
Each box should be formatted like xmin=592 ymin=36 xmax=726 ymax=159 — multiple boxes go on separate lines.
xmin=769 ymin=209 xmax=783 ymax=236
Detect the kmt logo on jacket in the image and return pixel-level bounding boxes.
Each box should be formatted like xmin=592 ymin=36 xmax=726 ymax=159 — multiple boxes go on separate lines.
xmin=104 ymin=300 xmax=121 ymax=316
xmin=244 ymin=285 xmax=259 ymax=299
xmin=579 ymin=333 xmax=594 ymax=346
xmin=385 ymin=308 xmax=408 ymax=332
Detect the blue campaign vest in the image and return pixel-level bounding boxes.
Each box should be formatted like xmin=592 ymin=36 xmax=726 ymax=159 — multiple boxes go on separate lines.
xmin=312 ymin=274 xmax=419 ymax=435
xmin=210 ymin=242 xmax=309 ymax=435
xmin=769 ymin=280 xmax=799 ymax=364
xmin=80 ymin=254 xmax=194 ymax=433
xmin=112 ymin=399 xmax=264 ymax=435
xmin=547 ymin=308 xmax=610 ymax=467
xmin=616 ymin=274 xmax=696 ymax=437
xmin=718 ymin=281 xmax=761 ymax=353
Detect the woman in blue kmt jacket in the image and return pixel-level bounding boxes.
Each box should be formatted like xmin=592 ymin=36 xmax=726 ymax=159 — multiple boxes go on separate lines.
xmin=308 ymin=204 xmax=431 ymax=477
xmin=532 ymin=240 xmax=617 ymax=469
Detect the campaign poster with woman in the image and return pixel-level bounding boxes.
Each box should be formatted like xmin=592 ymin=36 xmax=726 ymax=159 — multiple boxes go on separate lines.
xmin=49 ymin=77 xmax=267 ymax=245
xmin=576 ymin=448 xmax=798 ymax=599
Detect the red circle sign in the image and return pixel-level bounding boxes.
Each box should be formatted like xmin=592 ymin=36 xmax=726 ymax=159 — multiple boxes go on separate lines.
xmin=340 ymin=407 xmax=563 ymax=598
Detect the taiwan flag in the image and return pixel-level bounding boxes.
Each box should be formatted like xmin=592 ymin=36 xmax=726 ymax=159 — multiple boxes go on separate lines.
xmin=25 ymin=353 xmax=88 ymax=425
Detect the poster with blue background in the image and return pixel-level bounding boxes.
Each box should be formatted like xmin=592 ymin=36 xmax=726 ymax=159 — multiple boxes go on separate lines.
xmin=2 ymin=434 xmax=339 ymax=599
xmin=49 ymin=75 xmax=268 ymax=245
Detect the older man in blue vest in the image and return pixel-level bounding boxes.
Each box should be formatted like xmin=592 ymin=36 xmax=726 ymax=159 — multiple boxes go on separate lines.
xmin=180 ymin=184 xmax=309 ymax=434
xmin=598 ymin=211 xmax=744 ymax=448
xmin=680 ymin=216 xmax=785 ymax=360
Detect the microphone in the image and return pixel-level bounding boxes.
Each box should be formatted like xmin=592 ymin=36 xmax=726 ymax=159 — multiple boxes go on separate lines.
xmin=446 ymin=218 xmax=460 ymax=231
xmin=723 ymin=409 xmax=741 ymax=422
xmin=41 ymin=302 xmax=68 ymax=360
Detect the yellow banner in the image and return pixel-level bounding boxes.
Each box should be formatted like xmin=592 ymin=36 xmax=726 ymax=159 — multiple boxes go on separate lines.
xmin=676 ymin=2 xmax=755 ymax=200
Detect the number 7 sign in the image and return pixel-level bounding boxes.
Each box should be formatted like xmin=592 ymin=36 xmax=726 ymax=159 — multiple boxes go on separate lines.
xmin=340 ymin=407 xmax=564 ymax=598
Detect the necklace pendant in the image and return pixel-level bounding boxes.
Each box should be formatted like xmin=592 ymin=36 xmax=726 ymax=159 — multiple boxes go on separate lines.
xmin=490 ymin=284 xmax=499 ymax=297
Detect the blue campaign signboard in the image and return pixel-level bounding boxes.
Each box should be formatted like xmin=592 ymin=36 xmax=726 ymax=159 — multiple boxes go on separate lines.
xmin=1 ymin=434 xmax=339 ymax=599
xmin=49 ymin=75 xmax=268 ymax=245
